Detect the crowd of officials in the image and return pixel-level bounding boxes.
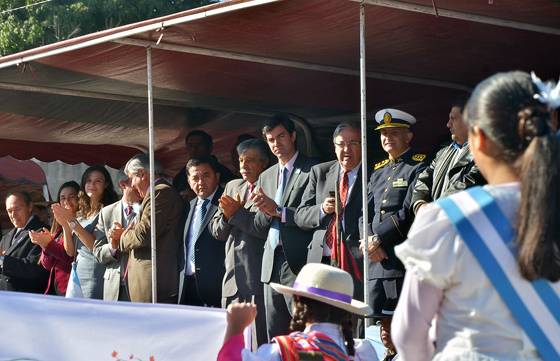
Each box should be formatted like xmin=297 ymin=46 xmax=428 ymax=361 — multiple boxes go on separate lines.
xmin=1 ymin=70 xmax=559 ymax=361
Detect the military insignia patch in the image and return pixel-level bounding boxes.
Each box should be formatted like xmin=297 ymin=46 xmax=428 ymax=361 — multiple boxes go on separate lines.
xmin=412 ymin=154 xmax=426 ymax=162
xmin=383 ymin=112 xmax=392 ymax=124
xmin=374 ymin=159 xmax=390 ymax=170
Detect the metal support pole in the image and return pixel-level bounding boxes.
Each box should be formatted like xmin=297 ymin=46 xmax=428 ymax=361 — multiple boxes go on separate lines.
xmin=146 ymin=46 xmax=158 ymax=304
xmin=359 ymin=2 xmax=371 ymax=328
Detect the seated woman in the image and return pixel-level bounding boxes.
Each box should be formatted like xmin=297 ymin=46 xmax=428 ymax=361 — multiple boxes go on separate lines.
xmin=30 ymin=181 xmax=80 ymax=295
xmin=218 ymin=263 xmax=378 ymax=361
xmin=392 ymin=71 xmax=560 ymax=360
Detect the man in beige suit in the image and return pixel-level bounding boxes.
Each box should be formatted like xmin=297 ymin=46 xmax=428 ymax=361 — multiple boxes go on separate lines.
xmin=93 ymin=169 xmax=141 ymax=301
xmin=209 ymin=139 xmax=270 ymax=346
xmin=120 ymin=153 xmax=185 ymax=303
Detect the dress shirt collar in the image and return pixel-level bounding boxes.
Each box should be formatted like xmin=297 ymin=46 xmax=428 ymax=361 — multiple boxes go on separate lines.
xmin=339 ymin=162 xmax=361 ymax=177
xmin=280 ymin=151 xmax=299 ymax=174
xmin=389 ymin=148 xmax=411 ymax=162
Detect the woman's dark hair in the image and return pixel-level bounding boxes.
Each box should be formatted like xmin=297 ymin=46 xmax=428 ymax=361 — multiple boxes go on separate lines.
xmin=465 ymin=71 xmax=560 ymax=281
xmin=289 ymin=296 xmax=355 ymax=356
xmin=78 ymin=165 xmax=118 ymax=218
xmin=51 ymin=181 xmax=80 ymax=234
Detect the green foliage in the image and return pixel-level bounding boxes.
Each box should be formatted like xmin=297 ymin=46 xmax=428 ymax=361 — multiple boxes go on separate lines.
xmin=0 ymin=0 xmax=216 ymax=56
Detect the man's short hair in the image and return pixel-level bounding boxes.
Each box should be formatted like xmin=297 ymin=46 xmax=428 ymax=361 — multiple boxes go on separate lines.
xmin=262 ymin=113 xmax=296 ymax=136
xmin=186 ymin=156 xmax=220 ymax=175
xmin=6 ymin=190 xmax=32 ymax=206
xmin=451 ymin=94 xmax=470 ymax=112
xmin=124 ymin=153 xmax=164 ymax=177
xmin=332 ymin=121 xmax=361 ymax=141
xmin=185 ymin=130 xmax=213 ymax=148
xmin=237 ymin=139 xmax=270 ymax=164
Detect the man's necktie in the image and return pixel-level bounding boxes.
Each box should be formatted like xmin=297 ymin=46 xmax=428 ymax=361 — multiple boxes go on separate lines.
xmin=187 ymin=198 xmax=210 ymax=263
xmin=267 ymin=167 xmax=288 ymax=250
xmin=325 ymin=171 xmax=349 ymax=250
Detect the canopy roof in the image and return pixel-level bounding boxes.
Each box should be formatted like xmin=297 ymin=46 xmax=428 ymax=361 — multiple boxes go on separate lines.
xmin=1 ymin=0 xmax=559 ymax=173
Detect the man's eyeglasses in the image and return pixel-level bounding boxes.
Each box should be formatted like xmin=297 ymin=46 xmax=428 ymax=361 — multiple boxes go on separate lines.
xmin=334 ymin=141 xmax=361 ymax=148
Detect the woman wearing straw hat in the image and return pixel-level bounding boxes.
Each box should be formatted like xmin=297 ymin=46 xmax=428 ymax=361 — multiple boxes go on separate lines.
xmin=218 ymin=263 xmax=379 ymax=361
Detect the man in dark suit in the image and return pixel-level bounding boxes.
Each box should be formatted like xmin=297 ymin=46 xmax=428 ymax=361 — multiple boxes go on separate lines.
xmin=362 ymin=108 xmax=427 ymax=361
xmin=0 ymin=191 xmax=49 ymax=293
xmin=120 ymin=154 xmax=184 ymax=304
xmin=209 ymin=138 xmax=270 ymax=346
xmin=173 ymin=130 xmax=235 ymax=202
xmin=249 ymin=114 xmax=317 ymax=339
xmin=295 ymin=122 xmax=365 ymax=299
xmin=411 ymin=96 xmax=485 ymax=214
xmin=178 ymin=156 xmax=225 ymax=308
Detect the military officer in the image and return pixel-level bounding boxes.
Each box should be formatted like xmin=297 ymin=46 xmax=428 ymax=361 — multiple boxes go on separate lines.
xmin=360 ymin=108 xmax=427 ymax=361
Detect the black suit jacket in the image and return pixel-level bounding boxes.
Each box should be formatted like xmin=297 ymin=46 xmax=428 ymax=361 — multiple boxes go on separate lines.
xmin=0 ymin=215 xmax=49 ymax=293
xmin=295 ymin=160 xmax=366 ymax=298
xmin=295 ymin=161 xmax=365 ymax=265
xmin=178 ymin=187 xmax=225 ymax=307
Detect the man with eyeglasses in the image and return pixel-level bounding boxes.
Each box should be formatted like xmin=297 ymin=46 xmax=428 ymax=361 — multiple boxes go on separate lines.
xmin=360 ymin=108 xmax=427 ymax=361
xmin=295 ymin=121 xmax=365 ymax=299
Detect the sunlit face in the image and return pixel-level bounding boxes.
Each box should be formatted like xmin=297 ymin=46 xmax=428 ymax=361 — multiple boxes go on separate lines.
xmin=59 ymin=187 xmax=79 ymax=215
xmin=239 ymin=149 xmax=268 ymax=184
xmin=334 ymin=127 xmax=361 ymax=171
xmin=380 ymin=127 xmax=412 ymax=157
xmin=447 ymin=106 xmax=469 ymax=144
xmin=128 ymin=169 xmax=150 ymax=199
xmin=6 ymin=195 xmax=33 ymax=228
xmin=119 ymin=178 xmax=141 ymax=204
xmin=185 ymin=135 xmax=211 ymax=159
xmin=187 ymin=163 xmax=220 ymax=199
xmin=84 ymin=170 xmax=107 ymax=201
xmin=264 ymin=125 xmax=297 ymax=163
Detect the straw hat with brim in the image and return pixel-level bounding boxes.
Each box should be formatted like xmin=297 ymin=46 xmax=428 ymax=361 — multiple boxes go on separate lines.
xmin=270 ymin=263 xmax=372 ymax=316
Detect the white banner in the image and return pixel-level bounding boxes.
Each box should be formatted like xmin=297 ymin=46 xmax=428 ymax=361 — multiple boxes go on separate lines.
xmin=0 ymin=291 xmax=226 ymax=361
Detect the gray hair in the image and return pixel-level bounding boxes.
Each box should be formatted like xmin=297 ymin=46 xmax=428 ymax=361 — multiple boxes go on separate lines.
xmin=124 ymin=153 xmax=164 ymax=177
xmin=237 ymin=139 xmax=270 ymax=163
xmin=332 ymin=121 xmax=361 ymax=141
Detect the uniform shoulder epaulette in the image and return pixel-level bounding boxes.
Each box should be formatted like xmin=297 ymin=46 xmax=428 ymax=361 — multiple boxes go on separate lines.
xmin=374 ymin=159 xmax=390 ymax=170
xmin=411 ymin=153 xmax=426 ymax=162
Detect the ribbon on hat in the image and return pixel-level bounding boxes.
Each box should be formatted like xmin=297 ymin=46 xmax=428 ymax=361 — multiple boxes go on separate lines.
xmin=531 ymin=72 xmax=560 ymax=110
xmin=292 ymin=282 xmax=352 ymax=304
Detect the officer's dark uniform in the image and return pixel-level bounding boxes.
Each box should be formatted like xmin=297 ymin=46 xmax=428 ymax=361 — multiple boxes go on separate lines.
xmin=366 ymin=149 xmax=426 ymax=317
xmin=362 ymin=109 xmax=427 ymax=320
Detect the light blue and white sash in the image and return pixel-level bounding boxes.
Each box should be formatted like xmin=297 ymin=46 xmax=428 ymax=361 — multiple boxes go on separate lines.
xmin=438 ymin=186 xmax=560 ymax=361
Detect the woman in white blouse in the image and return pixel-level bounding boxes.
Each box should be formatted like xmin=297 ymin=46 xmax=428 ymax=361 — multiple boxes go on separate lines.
xmin=391 ymin=71 xmax=560 ymax=361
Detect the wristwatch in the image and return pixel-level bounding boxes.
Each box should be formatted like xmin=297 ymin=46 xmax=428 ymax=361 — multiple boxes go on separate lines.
xmin=275 ymin=206 xmax=282 ymax=218
xmin=68 ymin=219 xmax=78 ymax=231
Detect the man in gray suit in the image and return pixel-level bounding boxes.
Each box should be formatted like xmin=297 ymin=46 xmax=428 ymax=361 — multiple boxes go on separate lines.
xmin=249 ymin=114 xmax=317 ymax=339
xmin=209 ymin=138 xmax=270 ymax=346
xmin=295 ymin=122 xmax=364 ymax=298
xmin=93 ymin=170 xmax=141 ymax=301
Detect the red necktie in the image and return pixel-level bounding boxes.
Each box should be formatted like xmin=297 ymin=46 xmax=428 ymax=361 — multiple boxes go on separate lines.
xmin=325 ymin=171 xmax=348 ymax=250
xmin=326 ymin=171 xmax=362 ymax=281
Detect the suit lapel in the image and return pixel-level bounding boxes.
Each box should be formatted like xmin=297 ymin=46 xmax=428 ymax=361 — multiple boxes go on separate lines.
xmin=281 ymin=154 xmax=304 ymax=205
xmin=195 ymin=188 xmax=222 ymax=241
xmin=326 ymin=162 xmax=339 ymax=197
xmin=5 ymin=216 xmax=37 ymax=256
xmin=183 ymin=198 xmax=197 ymax=241
xmin=347 ymin=168 xmax=362 ymax=205
xmin=3 ymin=228 xmax=19 ymax=255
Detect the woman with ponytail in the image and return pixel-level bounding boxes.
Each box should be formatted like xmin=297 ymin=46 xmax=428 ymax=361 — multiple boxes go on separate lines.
xmin=392 ymin=71 xmax=560 ymax=361
xmin=218 ymin=263 xmax=378 ymax=361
